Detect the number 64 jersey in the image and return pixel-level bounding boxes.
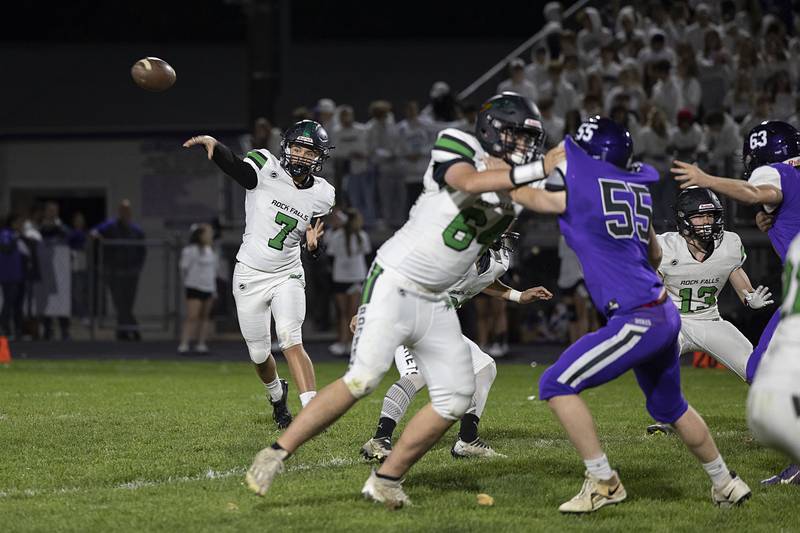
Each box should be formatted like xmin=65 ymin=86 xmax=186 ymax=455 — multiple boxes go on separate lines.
xmin=656 ymin=231 xmax=746 ymax=320
xmin=376 ymin=128 xmax=521 ymax=293
xmin=237 ymin=149 xmax=335 ymax=274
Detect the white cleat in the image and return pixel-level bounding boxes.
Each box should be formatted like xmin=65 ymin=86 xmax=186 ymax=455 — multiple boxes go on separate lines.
xmin=362 ymin=470 xmax=411 ymax=509
xmin=451 ymin=438 xmax=504 ymax=458
xmin=712 ymin=472 xmax=751 ymax=508
xmin=558 ymin=470 xmax=626 ymax=513
xmin=361 ymin=437 xmax=392 ymax=462
xmin=245 ymin=446 xmax=287 ymax=496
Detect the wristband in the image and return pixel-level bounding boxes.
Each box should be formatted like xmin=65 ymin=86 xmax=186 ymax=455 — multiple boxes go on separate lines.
xmin=508 ymin=290 xmax=522 ymax=303
xmin=510 ymin=160 xmax=545 ymax=186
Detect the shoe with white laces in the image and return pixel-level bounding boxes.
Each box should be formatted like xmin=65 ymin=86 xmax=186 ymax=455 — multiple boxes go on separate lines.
xmin=245 ymin=446 xmax=288 ymax=496
xmin=558 ymin=470 xmax=626 ymax=513
xmin=451 ymin=438 xmax=504 ymax=458
xmin=328 ymin=342 xmax=348 ymax=356
xmin=361 ymin=437 xmax=392 ymax=462
xmin=362 ymin=470 xmax=411 ymax=509
xmin=487 ymin=342 xmax=505 ymax=358
xmin=195 ymin=343 xmax=209 ymax=354
xmin=712 ymin=472 xmax=751 ymax=507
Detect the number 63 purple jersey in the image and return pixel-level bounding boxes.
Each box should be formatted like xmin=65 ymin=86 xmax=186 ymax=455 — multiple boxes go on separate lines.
xmin=558 ymin=136 xmax=663 ymax=317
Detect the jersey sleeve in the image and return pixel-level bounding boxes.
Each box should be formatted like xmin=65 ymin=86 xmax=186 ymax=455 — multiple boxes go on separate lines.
xmin=748 ymin=165 xmax=782 ymax=190
xmin=430 ymin=129 xmax=480 ymax=188
xmin=655 ymin=233 xmax=671 ymax=276
xmin=748 ymin=165 xmax=782 ymax=212
xmin=243 ymin=148 xmax=272 ymax=173
xmin=313 ymin=179 xmax=336 ymax=217
xmin=728 ymin=232 xmax=747 ymax=270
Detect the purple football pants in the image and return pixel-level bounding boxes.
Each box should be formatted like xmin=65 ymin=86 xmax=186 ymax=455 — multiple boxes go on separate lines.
xmin=540 ymin=300 xmax=689 ymax=424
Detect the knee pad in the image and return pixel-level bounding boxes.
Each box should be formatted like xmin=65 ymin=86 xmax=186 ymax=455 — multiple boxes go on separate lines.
xmin=431 ymin=389 xmax=474 ymax=421
xmin=276 ymin=321 xmax=303 ymax=351
xmin=343 ymin=364 xmax=385 ymax=399
xmin=245 ymin=338 xmax=270 ymax=364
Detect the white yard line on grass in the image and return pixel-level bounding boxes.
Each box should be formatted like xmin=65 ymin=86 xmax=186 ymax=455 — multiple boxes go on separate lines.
xmin=0 ymin=456 xmax=360 ymax=499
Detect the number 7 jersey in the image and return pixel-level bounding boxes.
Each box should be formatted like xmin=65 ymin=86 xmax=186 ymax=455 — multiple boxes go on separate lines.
xmin=237 ymin=149 xmax=335 ymax=274
xmin=376 ymin=128 xmax=521 ymax=292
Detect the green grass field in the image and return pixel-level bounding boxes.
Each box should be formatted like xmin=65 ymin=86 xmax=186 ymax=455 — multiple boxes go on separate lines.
xmin=1 ymin=359 xmax=797 ymax=532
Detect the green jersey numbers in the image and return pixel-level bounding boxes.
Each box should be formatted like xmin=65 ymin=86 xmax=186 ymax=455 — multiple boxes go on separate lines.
xmin=782 ymin=255 xmax=800 ymax=317
xmin=268 ymin=212 xmax=299 ymax=251
xmin=678 ymin=285 xmax=718 ymax=314
xmin=442 ymin=207 xmax=513 ymax=252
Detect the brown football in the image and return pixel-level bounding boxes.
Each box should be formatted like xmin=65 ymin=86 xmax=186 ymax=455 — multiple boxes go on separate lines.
xmin=131 ymin=57 xmax=176 ymax=92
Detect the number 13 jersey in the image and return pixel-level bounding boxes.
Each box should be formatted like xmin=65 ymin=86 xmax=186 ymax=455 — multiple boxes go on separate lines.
xmin=657 ymin=231 xmax=746 ymax=320
xmin=237 ymin=149 xmax=335 ymax=274
xmin=376 ymin=128 xmax=521 ymax=293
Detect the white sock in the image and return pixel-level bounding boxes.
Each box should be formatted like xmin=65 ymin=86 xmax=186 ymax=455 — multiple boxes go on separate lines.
xmin=702 ymin=455 xmax=732 ymax=489
xmin=584 ymin=454 xmax=613 ymax=481
xmin=264 ymin=378 xmax=283 ymax=402
xmin=299 ymin=391 xmax=317 ymax=407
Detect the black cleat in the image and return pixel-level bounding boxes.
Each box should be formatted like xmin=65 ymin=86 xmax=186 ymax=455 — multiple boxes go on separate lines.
xmin=269 ymin=379 xmax=293 ymax=429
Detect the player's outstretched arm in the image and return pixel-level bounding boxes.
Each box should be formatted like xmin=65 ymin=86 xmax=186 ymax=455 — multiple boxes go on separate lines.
xmin=183 ymin=135 xmax=257 ymax=190
xmin=729 ymin=267 xmax=774 ymax=308
xmin=444 ymin=146 xmax=565 ymax=194
xmin=647 ymin=226 xmax=662 ymax=270
xmin=509 ymin=187 xmax=566 ymax=214
xmin=482 ymin=281 xmax=553 ymax=304
xmin=671 ymin=160 xmax=783 ymax=206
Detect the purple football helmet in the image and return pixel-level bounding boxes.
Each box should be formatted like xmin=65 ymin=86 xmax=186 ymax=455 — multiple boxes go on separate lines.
xmin=742 ymin=120 xmax=800 ymax=177
xmin=573 ymin=116 xmax=633 ymax=169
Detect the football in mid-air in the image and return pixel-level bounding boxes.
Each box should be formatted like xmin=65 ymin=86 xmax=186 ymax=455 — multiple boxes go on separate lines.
xmin=131 ymin=57 xmax=176 ymax=91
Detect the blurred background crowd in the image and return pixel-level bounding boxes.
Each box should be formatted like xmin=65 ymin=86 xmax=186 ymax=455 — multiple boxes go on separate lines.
xmin=1 ymin=0 xmax=794 ymax=357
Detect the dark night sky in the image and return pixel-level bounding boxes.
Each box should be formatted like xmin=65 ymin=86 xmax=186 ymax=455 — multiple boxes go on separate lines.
xmin=4 ymin=0 xmax=547 ymax=42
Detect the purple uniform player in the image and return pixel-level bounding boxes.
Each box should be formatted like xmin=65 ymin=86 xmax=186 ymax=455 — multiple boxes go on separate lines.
xmin=672 ymin=120 xmax=800 ymax=485
xmin=512 ymin=117 xmax=751 ymax=513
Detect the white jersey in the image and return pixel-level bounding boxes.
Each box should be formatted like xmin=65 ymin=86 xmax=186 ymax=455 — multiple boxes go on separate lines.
xmin=377 ymin=128 xmax=520 ymax=292
xmin=771 ymin=235 xmax=800 ymax=346
xmin=657 ymin=231 xmax=746 ymax=320
xmin=448 ymin=248 xmax=510 ymax=308
xmin=237 ymin=149 xmax=335 ymax=274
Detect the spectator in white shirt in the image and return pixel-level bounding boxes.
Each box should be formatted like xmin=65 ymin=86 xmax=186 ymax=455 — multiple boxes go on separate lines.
xmin=366 ymin=100 xmax=404 ymax=229
xmin=725 ymin=73 xmax=754 ymax=123
xmin=636 ymin=108 xmax=673 ymax=228
xmin=739 ymin=93 xmax=773 ymax=139
xmin=638 ymin=31 xmax=676 ymax=75
xmin=541 ymin=60 xmax=579 ymax=118
xmin=525 ymin=45 xmax=550 ymax=87
xmin=576 ymin=7 xmax=610 ymax=58
xmin=587 ymin=43 xmax=621 ymax=93
xmin=615 ymin=6 xmax=645 ymax=46
xmin=704 ymin=111 xmax=743 ymax=176
xmin=326 ymin=208 xmax=371 ymax=357
xmin=395 ymin=101 xmax=434 ymax=212
xmin=768 ymin=70 xmax=795 ymax=121
xmin=315 ymin=98 xmax=338 ymax=133
xmin=331 ymin=106 xmax=376 ymax=227
xmin=670 ymin=109 xmax=706 ymax=162
xmin=497 ymin=58 xmax=538 ymax=103
xmin=605 ymin=63 xmax=646 ymax=116
xmin=562 ymin=54 xmax=586 ymax=95
xmin=537 ymin=98 xmax=565 ymax=149
xmin=685 ymin=3 xmax=718 ymax=51
xmin=651 ymin=60 xmax=683 ymax=124
xmin=178 ymin=224 xmax=218 ymax=355
xmin=698 ymin=29 xmax=733 ymax=115
xmin=675 ymin=50 xmax=702 ymax=115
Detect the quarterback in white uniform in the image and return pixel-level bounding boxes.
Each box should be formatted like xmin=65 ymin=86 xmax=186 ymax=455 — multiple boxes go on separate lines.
xmin=360 ymin=233 xmax=552 ymax=461
xmin=245 ymin=92 xmax=564 ymax=507
xmin=184 ymin=120 xmax=335 ymax=429
xmin=748 ymin=233 xmax=800 ymax=464
xmin=656 ymin=188 xmax=773 ymax=380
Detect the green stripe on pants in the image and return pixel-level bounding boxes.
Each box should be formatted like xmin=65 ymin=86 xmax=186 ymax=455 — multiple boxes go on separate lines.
xmin=361 ymin=264 xmax=384 ymax=304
